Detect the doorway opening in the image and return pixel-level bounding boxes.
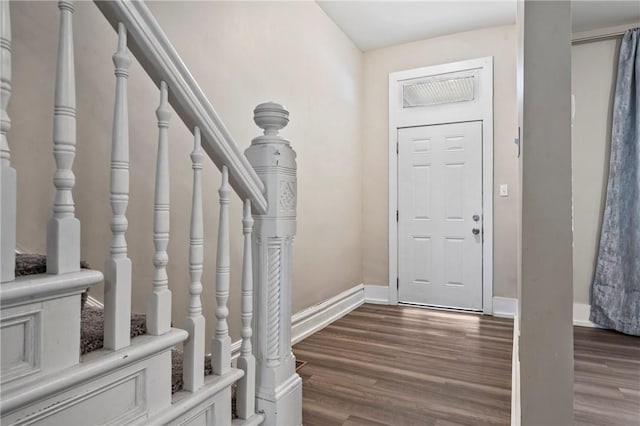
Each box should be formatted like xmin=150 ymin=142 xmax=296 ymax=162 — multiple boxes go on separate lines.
xmin=389 ymin=57 xmax=494 ymax=314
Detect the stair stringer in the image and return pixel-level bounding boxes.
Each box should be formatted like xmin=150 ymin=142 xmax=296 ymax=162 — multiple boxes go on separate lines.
xmin=0 ymin=270 xmax=103 ymax=388
xmin=0 ymin=329 xmax=187 ymax=426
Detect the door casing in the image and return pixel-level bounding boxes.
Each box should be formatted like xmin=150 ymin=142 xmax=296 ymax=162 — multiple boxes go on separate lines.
xmin=389 ymin=56 xmax=494 ymax=314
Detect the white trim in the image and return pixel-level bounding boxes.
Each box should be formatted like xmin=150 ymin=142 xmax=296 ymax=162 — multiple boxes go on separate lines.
xmin=573 ymin=303 xmax=601 ymax=328
xmin=2 ymin=271 xmax=104 ymax=308
xmin=364 ymin=285 xmax=390 ymax=305
xmin=489 ymin=298 xmax=602 ymax=329
xmin=87 ymin=285 xmax=365 ymax=363
xmin=233 ymin=284 xmax=365 ymax=360
xmin=389 ymin=56 xmax=494 ymax=314
xmin=86 ymin=296 xmax=104 ymax=309
xmin=511 ymin=303 xmax=520 ymax=426
xmin=493 ymin=297 xmax=517 ymax=319
xmin=291 ymin=284 xmax=365 ymax=345
xmin=572 ymin=22 xmax=639 ymax=44
xmin=1 ymin=329 xmax=188 ymax=414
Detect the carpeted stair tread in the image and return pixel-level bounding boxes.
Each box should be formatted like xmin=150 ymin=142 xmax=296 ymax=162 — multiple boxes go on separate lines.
xmin=170 ymin=348 xmax=214 ymax=394
xmin=170 ymin=349 xmax=237 ymax=417
xmin=15 ymin=253 xmax=90 ymax=309
xmin=80 ymin=306 xmax=147 ymax=355
xmin=17 ymin=254 xmax=236 ymax=408
xmin=81 ymin=306 xmax=216 ymax=396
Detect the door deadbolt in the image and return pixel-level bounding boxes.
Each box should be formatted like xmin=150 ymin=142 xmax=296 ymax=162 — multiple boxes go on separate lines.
xmin=472 ymin=214 xmax=480 ymax=222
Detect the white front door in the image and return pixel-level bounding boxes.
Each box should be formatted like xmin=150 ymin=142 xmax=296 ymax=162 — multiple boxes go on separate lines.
xmin=398 ymin=121 xmax=483 ymax=310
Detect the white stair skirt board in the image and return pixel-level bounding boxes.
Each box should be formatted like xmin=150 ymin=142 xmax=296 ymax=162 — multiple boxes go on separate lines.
xmin=1 ymin=330 xmax=187 ymax=425
xmin=364 ymin=285 xmax=391 ymax=305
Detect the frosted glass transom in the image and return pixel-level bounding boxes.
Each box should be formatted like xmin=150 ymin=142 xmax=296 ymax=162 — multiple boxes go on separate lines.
xmin=403 ymin=73 xmax=476 ymax=108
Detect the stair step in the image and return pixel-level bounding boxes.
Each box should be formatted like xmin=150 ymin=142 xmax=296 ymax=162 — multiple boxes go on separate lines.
xmin=232 ymin=413 xmax=265 ymax=426
xmin=0 ymin=270 xmax=103 ymax=308
xmin=1 ymin=270 xmax=105 ymax=388
xmin=148 ymin=369 xmax=244 ymax=425
xmin=1 ymin=329 xmax=187 ymax=417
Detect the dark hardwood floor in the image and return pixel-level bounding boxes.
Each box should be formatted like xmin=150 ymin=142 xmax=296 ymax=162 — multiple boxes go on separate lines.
xmin=574 ymin=326 xmax=640 ymax=426
xmin=293 ymin=304 xmax=513 ymax=426
xmin=293 ymin=304 xmax=640 ymax=426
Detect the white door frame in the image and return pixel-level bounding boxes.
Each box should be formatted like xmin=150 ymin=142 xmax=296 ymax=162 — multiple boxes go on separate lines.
xmin=388 ymin=56 xmax=494 ymax=314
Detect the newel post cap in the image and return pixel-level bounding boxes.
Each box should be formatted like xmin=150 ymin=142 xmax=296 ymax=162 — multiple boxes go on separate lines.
xmin=254 ymin=102 xmax=289 ymax=137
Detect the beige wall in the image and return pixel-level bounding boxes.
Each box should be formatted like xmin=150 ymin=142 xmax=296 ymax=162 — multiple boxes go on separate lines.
xmin=362 ymin=25 xmax=519 ymax=298
xmin=571 ymin=38 xmax=620 ymax=305
xmin=9 ymin=1 xmax=363 ymax=341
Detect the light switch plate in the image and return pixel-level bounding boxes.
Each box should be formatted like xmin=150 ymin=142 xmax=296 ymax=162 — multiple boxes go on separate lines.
xmin=499 ymin=184 xmax=508 ymax=197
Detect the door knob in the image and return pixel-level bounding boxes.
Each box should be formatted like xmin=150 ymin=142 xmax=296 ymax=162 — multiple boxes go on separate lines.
xmin=472 ymin=228 xmax=480 ymax=235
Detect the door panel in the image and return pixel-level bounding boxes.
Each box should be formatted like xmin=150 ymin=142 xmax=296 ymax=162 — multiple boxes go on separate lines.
xmin=398 ymin=121 xmax=483 ymax=310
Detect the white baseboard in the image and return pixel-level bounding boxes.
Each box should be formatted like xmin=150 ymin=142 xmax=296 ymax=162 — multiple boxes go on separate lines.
xmin=491 ymin=297 xmax=600 ymax=329
xmin=573 ymin=303 xmax=600 ymax=328
xmin=511 ymin=303 xmax=521 ymax=426
xmin=493 ymin=296 xmax=517 ymax=318
xmin=364 ymin=284 xmax=390 ymax=304
xmin=89 ymin=285 xmax=365 ymax=362
xmin=232 ymin=284 xmax=366 ymax=360
xmin=291 ymin=284 xmax=365 ymax=344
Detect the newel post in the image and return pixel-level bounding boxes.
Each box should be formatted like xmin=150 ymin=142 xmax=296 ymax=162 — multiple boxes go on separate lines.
xmin=245 ymin=102 xmax=302 ymax=426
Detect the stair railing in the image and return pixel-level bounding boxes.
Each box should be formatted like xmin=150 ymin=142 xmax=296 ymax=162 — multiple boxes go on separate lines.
xmin=1 ymin=0 xmax=302 ymax=423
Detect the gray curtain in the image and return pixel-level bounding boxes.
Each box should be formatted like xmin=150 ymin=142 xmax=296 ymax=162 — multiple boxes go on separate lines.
xmin=590 ymin=28 xmax=640 ymax=335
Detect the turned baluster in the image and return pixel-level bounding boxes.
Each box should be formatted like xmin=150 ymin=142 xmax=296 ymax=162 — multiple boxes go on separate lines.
xmin=47 ymin=0 xmax=80 ymax=274
xmin=212 ymin=166 xmax=231 ymax=375
xmin=236 ymin=199 xmax=256 ymax=419
xmin=183 ymin=127 xmax=205 ymax=392
xmin=0 ymin=0 xmax=16 ymax=283
xmin=104 ymin=23 xmax=132 ymax=350
xmin=147 ymin=81 xmax=172 ymax=336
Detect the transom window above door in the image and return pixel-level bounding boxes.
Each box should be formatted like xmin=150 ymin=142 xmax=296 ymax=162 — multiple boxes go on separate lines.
xmin=402 ymin=70 xmax=478 ymax=108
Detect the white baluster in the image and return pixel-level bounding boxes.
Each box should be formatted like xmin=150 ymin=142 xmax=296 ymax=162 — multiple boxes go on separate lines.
xmin=47 ymin=0 xmax=80 ymax=275
xmin=104 ymin=23 xmax=132 ymax=351
xmin=236 ymin=198 xmax=256 ymax=419
xmin=212 ymin=165 xmax=231 ymax=375
xmin=147 ymin=81 xmax=172 ymax=336
xmin=183 ymin=127 xmax=205 ymax=392
xmin=0 ymin=0 xmax=16 ymax=283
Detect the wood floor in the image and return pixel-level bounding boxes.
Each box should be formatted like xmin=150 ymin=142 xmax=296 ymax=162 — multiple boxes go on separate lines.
xmin=574 ymin=326 xmax=640 ymax=426
xmin=293 ymin=304 xmax=513 ymax=426
xmin=293 ymin=304 xmax=640 ymax=426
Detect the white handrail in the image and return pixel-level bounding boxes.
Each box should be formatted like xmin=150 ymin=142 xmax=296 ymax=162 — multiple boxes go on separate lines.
xmin=94 ymin=0 xmax=267 ymax=214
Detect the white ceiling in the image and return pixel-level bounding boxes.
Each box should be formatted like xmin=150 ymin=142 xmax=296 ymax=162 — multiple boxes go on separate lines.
xmin=317 ymin=1 xmax=640 ymax=52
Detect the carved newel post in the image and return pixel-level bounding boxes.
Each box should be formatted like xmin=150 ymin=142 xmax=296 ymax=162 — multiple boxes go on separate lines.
xmin=245 ymin=102 xmax=302 ymax=426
